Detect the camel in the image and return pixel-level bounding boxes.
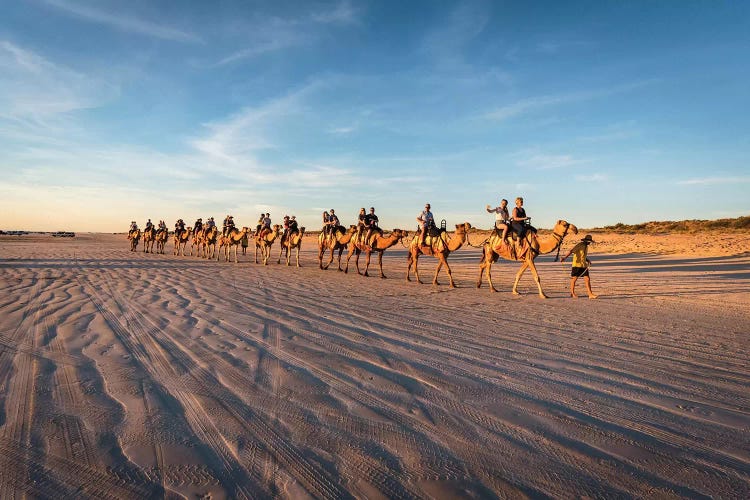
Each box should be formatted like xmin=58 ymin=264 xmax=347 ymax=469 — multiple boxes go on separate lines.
xmin=477 ymin=219 xmax=578 ymax=298
xmin=142 ymin=227 xmax=156 ymax=253
xmin=318 ymin=225 xmax=358 ymax=271
xmin=345 ymin=229 xmax=409 ymax=278
xmin=254 ymin=225 xmax=280 ymax=265
xmin=155 ymin=229 xmax=169 ymax=254
xmin=217 ymin=227 xmax=251 ymax=263
xmin=406 ymin=222 xmax=472 ymax=288
xmin=202 ymin=226 xmax=219 ymax=259
xmin=128 ymin=229 xmax=141 ymax=252
xmin=278 ymin=227 xmax=306 ymax=267
xmin=190 ymin=227 xmax=205 ymax=257
xmin=173 ymin=227 xmax=192 ymax=256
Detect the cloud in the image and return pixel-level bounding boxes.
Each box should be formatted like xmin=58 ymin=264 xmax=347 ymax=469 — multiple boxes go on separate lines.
xmin=678 ymin=176 xmax=750 ymax=185
xmin=44 ymin=0 xmax=201 ymax=43
xmin=484 ymin=80 xmax=659 ymax=122
xmin=0 ymin=40 xmax=117 ymax=119
xmin=575 ymin=173 xmax=608 ymax=182
xmin=215 ymin=1 xmax=359 ymax=66
xmin=517 ymin=153 xmax=582 ymax=170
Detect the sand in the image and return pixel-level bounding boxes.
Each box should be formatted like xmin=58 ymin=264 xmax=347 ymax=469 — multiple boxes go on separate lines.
xmin=1 ymin=231 xmax=748 ymax=498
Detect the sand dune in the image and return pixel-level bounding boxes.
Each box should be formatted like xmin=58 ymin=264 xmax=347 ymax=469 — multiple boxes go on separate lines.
xmin=1 ymin=232 xmax=748 ymax=498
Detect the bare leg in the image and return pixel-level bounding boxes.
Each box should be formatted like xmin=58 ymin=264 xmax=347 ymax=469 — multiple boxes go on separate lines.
xmin=570 ymin=277 xmax=578 ymax=298
xmin=584 ymin=275 xmax=597 ymax=298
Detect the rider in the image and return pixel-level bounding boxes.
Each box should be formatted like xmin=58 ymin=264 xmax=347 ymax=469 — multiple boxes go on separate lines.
xmin=194 ymin=218 xmax=203 ymax=234
xmin=223 ymin=215 xmax=235 ymax=236
xmin=355 ymin=207 xmax=367 ymax=244
xmin=261 ymin=213 xmax=272 ymax=237
xmin=486 ymin=198 xmax=510 ymax=244
xmin=511 ymin=197 xmax=535 ymax=257
xmin=256 ymin=213 xmax=265 ymax=235
xmin=129 ymin=221 xmax=138 ymax=233
xmin=417 ymin=203 xmax=434 ymax=247
xmin=175 ymin=218 xmax=185 ymax=234
xmin=205 ymin=217 xmax=216 ymax=230
xmin=145 ymin=218 xmax=154 ymax=232
xmin=289 ymin=215 xmax=299 ymax=235
xmin=157 ymin=220 xmax=167 ymax=234
xmin=327 ymin=209 xmax=340 ymax=236
xmin=363 ymin=207 xmax=381 ymax=249
xmin=322 ymin=211 xmax=330 ymax=236
xmin=281 ymin=215 xmax=291 ymax=245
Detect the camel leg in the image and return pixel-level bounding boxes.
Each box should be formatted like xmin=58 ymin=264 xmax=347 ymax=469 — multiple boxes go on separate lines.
xmin=336 ymin=247 xmax=344 ymax=272
xmin=363 ymin=251 xmax=372 ymax=277
xmin=406 ymin=252 xmax=413 ymax=281
xmin=527 ymin=259 xmax=547 ymax=299
xmin=377 ymin=251 xmax=386 ymax=279
xmin=344 ymin=247 xmax=355 ymax=274
xmin=485 ymin=252 xmax=500 ymax=293
xmin=295 ymin=247 xmax=301 ymax=267
xmin=512 ymin=261 xmax=530 ymax=295
xmin=414 ymin=254 xmax=423 ymax=284
xmin=355 ymin=250 xmax=363 ymax=275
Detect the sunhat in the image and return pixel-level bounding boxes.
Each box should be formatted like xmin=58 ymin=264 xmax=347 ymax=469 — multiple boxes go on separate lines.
xmin=581 ymin=234 xmax=595 ymax=243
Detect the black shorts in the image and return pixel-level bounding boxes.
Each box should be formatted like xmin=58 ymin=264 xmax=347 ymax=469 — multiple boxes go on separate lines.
xmin=571 ymin=266 xmax=589 ymax=277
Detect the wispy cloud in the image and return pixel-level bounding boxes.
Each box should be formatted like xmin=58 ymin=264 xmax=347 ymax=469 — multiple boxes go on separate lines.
xmin=516 ymin=153 xmax=583 ymax=170
xmin=0 ymin=40 xmax=117 ymax=119
xmin=575 ymin=173 xmax=608 ymax=182
xmin=216 ymin=1 xmax=359 ymax=65
xmin=484 ymin=80 xmax=659 ymax=122
xmin=678 ymin=176 xmax=750 ymax=185
xmin=44 ymin=0 xmax=201 ymax=43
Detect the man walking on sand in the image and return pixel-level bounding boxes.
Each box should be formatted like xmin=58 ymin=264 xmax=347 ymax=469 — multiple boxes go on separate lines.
xmin=559 ymin=234 xmax=599 ymax=299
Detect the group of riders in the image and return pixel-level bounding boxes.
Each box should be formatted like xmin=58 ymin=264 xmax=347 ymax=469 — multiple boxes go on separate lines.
xmin=127 ymin=197 xmax=535 ymax=254
xmin=128 ymin=213 xmax=302 ymax=247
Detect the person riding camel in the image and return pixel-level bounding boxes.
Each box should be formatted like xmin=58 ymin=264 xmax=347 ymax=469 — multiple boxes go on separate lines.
xmin=322 ymin=211 xmax=330 ymax=236
xmin=260 ymin=213 xmax=272 ymax=237
xmin=157 ymin=220 xmax=167 ymax=234
xmin=194 ymin=218 xmax=203 ymax=234
xmin=206 ymin=217 xmax=216 ymax=229
xmin=486 ymin=198 xmax=510 ymax=244
xmin=510 ymin=197 xmax=536 ymax=258
xmin=289 ymin=215 xmax=299 ymax=235
xmin=281 ymin=215 xmax=291 ymax=245
xmin=363 ymin=207 xmax=381 ymax=250
xmin=417 ymin=203 xmax=434 ymax=247
xmin=129 ymin=221 xmax=138 ymax=233
xmin=355 ymin=207 xmax=367 ymax=244
xmin=145 ymin=219 xmax=153 ymax=232
xmin=175 ymin=218 xmax=185 ymax=234
xmin=222 ymin=215 xmax=235 ymax=236
xmin=327 ymin=209 xmax=340 ymax=237
xmin=256 ymin=213 xmax=265 ymax=235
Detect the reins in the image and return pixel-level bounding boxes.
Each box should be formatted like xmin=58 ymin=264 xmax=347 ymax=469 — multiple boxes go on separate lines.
xmin=552 ymin=224 xmax=571 ymax=262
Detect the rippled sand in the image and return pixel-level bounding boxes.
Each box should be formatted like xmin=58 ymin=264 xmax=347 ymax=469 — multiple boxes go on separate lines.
xmin=1 ymin=233 xmax=748 ymax=498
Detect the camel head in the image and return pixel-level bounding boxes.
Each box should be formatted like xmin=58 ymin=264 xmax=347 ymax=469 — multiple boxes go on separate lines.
xmin=391 ymin=228 xmax=408 ymax=239
xmin=455 ymin=222 xmax=472 ymax=234
xmin=555 ymin=220 xmax=578 ymax=236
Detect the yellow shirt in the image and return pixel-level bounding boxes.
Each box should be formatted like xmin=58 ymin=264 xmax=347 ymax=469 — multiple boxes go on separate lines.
xmin=570 ymin=242 xmax=589 ymax=267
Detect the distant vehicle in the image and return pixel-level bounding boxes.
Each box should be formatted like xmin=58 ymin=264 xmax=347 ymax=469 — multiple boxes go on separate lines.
xmin=52 ymin=231 xmax=76 ymax=237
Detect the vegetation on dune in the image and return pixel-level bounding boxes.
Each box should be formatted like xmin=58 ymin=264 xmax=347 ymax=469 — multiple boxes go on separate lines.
xmin=589 ymin=216 xmax=750 ymax=233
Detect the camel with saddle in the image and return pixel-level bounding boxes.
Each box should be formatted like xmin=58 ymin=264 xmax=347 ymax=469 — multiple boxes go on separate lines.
xmin=216 ymin=227 xmax=251 ymax=263
xmin=201 ymin=226 xmax=219 ymax=259
xmin=155 ymin=228 xmax=169 ymax=254
xmin=190 ymin=227 xmax=205 ymax=257
xmin=127 ymin=229 xmax=141 ymax=252
xmin=173 ymin=227 xmax=192 ymax=256
xmin=255 ymin=224 xmax=280 ymax=265
xmin=278 ymin=227 xmax=306 ymax=267
xmin=476 ymin=219 xmax=578 ymax=298
xmin=318 ymin=225 xmax=357 ymax=271
xmin=142 ymin=227 xmax=156 ymax=253
xmin=345 ymin=229 xmax=409 ymax=278
xmin=406 ymin=222 xmax=472 ymax=288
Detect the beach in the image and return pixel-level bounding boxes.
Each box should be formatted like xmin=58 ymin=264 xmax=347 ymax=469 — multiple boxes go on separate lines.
xmin=1 ymin=231 xmax=748 ymax=498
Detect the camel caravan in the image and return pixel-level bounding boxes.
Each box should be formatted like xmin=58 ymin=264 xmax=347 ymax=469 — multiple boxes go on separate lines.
xmin=125 ymin=199 xmax=583 ymax=297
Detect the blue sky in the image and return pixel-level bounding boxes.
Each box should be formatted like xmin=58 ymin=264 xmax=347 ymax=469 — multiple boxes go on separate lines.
xmin=1 ymin=1 xmax=748 ymax=232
